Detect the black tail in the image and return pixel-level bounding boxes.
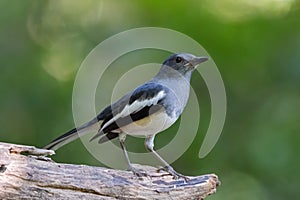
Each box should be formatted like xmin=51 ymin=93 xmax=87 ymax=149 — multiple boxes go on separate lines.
xmin=44 ymin=128 xmax=78 ymax=150
xmin=44 ymin=118 xmax=99 ymax=150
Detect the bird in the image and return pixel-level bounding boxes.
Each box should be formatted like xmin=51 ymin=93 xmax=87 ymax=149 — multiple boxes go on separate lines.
xmin=44 ymin=53 xmax=208 ymax=179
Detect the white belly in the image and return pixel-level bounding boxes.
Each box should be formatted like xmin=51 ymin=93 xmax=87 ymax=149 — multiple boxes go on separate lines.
xmin=118 ymin=110 xmax=177 ymax=137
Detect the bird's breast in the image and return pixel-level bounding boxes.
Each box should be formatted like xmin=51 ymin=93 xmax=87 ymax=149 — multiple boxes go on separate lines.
xmin=118 ymin=109 xmax=177 ymax=137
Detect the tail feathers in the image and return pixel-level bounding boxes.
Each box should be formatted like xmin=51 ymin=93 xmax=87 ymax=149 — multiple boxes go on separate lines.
xmin=44 ymin=118 xmax=100 ymax=150
xmin=98 ymin=132 xmax=119 ymax=144
xmin=89 ymin=130 xmax=119 ymax=144
xmin=89 ymin=130 xmax=104 ymax=142
xmin=44 ymin=128 xmax=79 ymax=150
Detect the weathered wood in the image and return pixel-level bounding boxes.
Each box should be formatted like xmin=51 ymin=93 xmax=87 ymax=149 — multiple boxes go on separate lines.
xmin=0 ymin=142 xmax=220 ymax=200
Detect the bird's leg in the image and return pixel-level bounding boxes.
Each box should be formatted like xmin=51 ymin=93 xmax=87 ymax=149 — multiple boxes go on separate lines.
xmin=119 ymin=134 xmax=148 ymax=177
xmin=145 ymin=135 xmax=189 ymax=181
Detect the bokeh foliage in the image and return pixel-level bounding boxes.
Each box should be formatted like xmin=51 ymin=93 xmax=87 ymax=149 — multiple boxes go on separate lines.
xmin=0 ymin=0 xmax=299 ymax=199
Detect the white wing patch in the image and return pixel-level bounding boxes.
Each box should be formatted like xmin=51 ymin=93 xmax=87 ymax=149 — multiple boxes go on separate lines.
xmin=100 ymin=90 xmax=166 ymax=132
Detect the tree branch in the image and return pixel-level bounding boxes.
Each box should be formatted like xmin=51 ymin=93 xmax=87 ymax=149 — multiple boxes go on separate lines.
xmin=0 ymin=142 xmax=220 ymax=199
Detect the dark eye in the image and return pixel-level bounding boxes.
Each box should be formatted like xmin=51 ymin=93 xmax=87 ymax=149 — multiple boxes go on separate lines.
xmin=175 ymin=56 xmax=182 ymax=63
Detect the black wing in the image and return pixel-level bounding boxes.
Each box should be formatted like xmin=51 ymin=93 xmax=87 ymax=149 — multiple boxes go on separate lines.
xmin=90 ymin=82 xmax=168 ymax=142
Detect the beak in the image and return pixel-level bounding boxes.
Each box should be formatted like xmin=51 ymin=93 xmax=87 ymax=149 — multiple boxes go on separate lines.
xmin=190 ymin=56 xmax=209 ymax=66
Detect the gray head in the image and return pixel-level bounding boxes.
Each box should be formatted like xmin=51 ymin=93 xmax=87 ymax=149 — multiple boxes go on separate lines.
xmin=162 ymin=53 xmax=208 ymax=75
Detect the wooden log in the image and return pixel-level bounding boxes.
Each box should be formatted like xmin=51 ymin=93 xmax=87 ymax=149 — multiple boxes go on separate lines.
xmin=0 ymin=142 xmax=220 ymax=199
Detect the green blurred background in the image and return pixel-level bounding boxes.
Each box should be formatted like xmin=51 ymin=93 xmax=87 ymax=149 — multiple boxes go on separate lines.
xmin=1 ymin=0 xmax=300 ymax=199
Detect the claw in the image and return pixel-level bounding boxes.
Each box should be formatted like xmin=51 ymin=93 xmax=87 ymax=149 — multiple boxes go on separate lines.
xmin=158 ymin=166 xmax=190 ymax=181
xmin=129 ymin=166 xmax=149 ymax=178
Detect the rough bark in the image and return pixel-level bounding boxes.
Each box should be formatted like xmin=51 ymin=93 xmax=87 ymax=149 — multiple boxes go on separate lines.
xmin=0 ymin=142 xmax=220 ymax=200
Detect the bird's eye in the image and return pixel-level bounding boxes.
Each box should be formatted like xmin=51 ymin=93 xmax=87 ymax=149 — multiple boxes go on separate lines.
xmin=175 ymin=56 xmax=182 ymax=63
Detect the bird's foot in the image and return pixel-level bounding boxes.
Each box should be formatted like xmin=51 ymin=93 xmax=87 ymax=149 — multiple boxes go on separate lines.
xmin=129 ymin=166 xmax=149 ymax=178
xmin=157 ymin=166 xmax=190 ymax=181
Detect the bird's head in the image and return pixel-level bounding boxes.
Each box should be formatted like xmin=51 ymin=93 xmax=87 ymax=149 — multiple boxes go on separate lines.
xmin=162 ymin=53 xmax=208 ymax=74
